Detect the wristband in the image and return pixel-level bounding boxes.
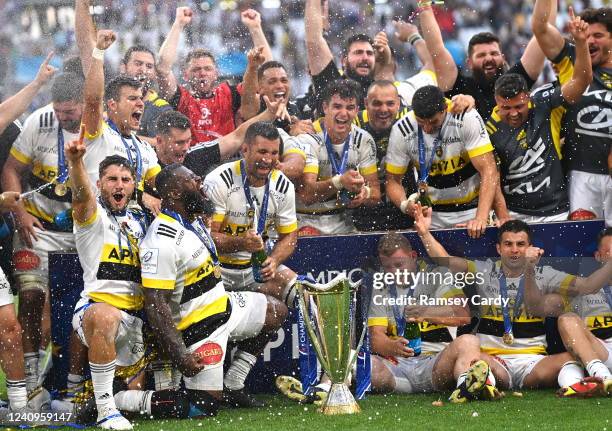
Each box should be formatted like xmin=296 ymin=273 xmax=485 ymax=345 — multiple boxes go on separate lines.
xmin=92 ymin=47 xmax=105 ymax=61
xmin=400 ymin=199 xmax=411 ymax=214
xmin=363 ymin=186 xmax=371 ymax=199
xmin=331 ymin=175 xmax=343 ymax=190
xmin=408 ymin=33 xmax=423 ymax=46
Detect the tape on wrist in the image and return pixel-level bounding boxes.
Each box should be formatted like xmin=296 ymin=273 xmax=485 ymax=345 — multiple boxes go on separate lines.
xmin=408 ymin=33 xmax=423 ymax=45
xmin=400 ymin=199 xmax=411 ymax=214
xmin=92 ymin=48 xmax=105 ymax=60
xmin=331 ymin=175 xmax=343 ymax=190
xmin=363 ymin=186 xmax=371 ymax=199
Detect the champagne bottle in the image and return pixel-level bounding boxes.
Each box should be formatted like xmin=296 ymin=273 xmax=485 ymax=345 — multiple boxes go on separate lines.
xmin=338 ymin=189 xmax=357 ymax=206
xmin=405 ymin=322 xmax=422 ymax=356
xmin=417 ymin=183 xmax=433 ymax=208
xmin=251 ymin=248 xmax=267 ymax=283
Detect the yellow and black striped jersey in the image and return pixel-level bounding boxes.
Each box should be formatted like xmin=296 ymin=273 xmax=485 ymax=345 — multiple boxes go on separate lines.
xmin=386 ymin=107 xmax=493 ymax=211
xmin=140 ymin=213 xmax=230 ymax=347
xmin=468 ymin=259 xmax=576 ymax=355
xmin=75 ymin=201 xmax=147 ymax=311
xmin=204 ymin=160 xmax=297 ymax=269
xmin=10 ymin=104 xmax=80 ymax=227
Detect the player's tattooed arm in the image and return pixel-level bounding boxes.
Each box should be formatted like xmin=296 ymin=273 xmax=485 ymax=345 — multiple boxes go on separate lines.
xmin=144 ymin=288 xmax=204 ymax=377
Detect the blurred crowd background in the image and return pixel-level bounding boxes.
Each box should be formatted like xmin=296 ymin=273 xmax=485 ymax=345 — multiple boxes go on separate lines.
xmin=0 ymin=0 xmax=610 ymax=108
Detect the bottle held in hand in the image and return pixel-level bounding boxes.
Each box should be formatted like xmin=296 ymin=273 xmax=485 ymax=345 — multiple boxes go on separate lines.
xmin=405 ymin=322 xmax=422 ymax=356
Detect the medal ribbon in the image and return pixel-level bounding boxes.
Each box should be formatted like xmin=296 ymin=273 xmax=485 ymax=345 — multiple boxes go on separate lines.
xmin=240 ymin=159 xmax=270 ymax=236
xmin=322 ymin=126 xmax=351 ymax=176
xmin=417 ymin=126 xmax=444 ymax=184
xmin=498 ymin=273 xmax=525 ymax=337
xmin=161 ymin=209 xmax=219 ymax=267
xmin=57 ymin=128 xmax=69 ymax=185
xmin=107 ymin=120 xmax=143 ymax=185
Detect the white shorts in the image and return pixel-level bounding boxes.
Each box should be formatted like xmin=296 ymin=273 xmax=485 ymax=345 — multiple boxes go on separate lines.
xmin=0 ymin=267 xmax=13 ymax=307
xmin=380 ymin=353 xmax=438 ymax=393
xmin=568 ymin=170 xmax=612 ymax=227
xmin=12 ymin=226 xmax=75 ymax=287
xmin=183 ymin=291 xmax=267 ymax=391
xmin=72 ymin=297 xmax=145 ymax=368
xmin=221 ymin=264 xmax=288 ymax=292
xmin=598 ymin=338 xmax=612 ymax=370
xmin=508 ymin=210 xmax=569 ymax=223
xmin=297 ymin=212 xmax=356 ymax=235
xmin=494 ymin=354 xmax=545 ymax=389
xmin=430 ymin=208 xmax=477 ymax=230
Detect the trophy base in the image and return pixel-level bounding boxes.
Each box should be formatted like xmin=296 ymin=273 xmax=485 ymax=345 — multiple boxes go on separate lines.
xmin=319 ymin=383 xmax=361 ymax=415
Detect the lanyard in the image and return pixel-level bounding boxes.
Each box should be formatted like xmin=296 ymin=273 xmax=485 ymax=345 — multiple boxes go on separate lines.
xmin=498 ymin=273 xmax=525 ymax=335
xmin=240 ymin=159 xmax=270 ymax=236
xmin=57 ymin=128 xmax=68 ymax=184
xmin=161 ymin=209 xmax=219 ymax=267
xmin=107 ymin=120 xmax=143 ymax=184
xmin=322 ymin=126 xmax=351 ymax=176
xmin=417 ymin=125 xmax=444 ymax=184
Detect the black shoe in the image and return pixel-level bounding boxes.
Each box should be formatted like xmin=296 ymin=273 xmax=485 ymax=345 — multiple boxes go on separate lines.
xmin=222 ymin=386 xmax=264 ymax=408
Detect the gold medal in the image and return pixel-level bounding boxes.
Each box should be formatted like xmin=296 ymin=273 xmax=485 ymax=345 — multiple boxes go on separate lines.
xmin=502 ymin=331 xmax=514 ymax=345
xmin=55 ymin=182 xmax=68 ymax=197
xmin=417 ymin=181 xmax=428 ymax=194
xmin=213 ymin=265 xmax=222 ymax=279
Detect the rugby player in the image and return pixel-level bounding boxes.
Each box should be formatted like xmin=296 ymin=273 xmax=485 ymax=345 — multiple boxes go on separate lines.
xmin=386 ymin=85 xmax=498 ymax=237
xmin=488 ymin=9 xmax=593 ymax=223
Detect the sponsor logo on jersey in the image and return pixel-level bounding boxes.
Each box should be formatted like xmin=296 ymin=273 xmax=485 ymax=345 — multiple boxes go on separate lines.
xmin=140 ymin=248 xmax=159 ymax=274
xmin=13 ymin=250 xmax=41 ymax=271
xmin=194 ymin=342 xmax=223 ymax=365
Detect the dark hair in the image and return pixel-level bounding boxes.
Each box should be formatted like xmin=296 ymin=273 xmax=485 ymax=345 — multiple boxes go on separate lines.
xmin=494 ymin=73 xmax=529 ymax=99
xmin=497 ymin=220 xmax=533 ymax=244
xmin=62 ymin=56 xmax=84 ymax=78
xmin=377 ymin=232 xmax=413 ymax=257
xmin=122 ymin=45 xmax=156 ymax=66
xmin=155 ymin=163 xmax=184 ymax=197
xmin=343 ymin=33 xmax=374 ymax=57
xmin=580 ymin=8 xmax=612 ymax=33
xmin=597 ymin=227 xmax=612 ymax=248
xmin=468 ymin=32 xmax=502 ymax=57
xmin=257 ymin=61 xmax=287 ymax=81
xmin=99 ymin=155 xmax=135 ymax=180
xmin=412 ymin=85 xmax=446 ymax=119
xmin=104 ymin=75 xmax=142 ymax=103
xmin=321 ymin=79 xmax=361 ymax=105
xmin=51 ymin=73 xmax=84 ymax=103
xmin=156 ymin=110 xmax=191 ymax=136
xmin=244 ymin=121 xmax=280 ymax=146
xmin=183 ymin=48 xmax=216 ymax=71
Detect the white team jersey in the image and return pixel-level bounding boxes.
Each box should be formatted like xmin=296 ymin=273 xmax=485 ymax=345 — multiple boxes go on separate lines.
xmin=368 ymin=264 xmax=463 ymax=354
xmin=279 ymin=128 xmax=316 ymax=166
xmin=570 ymin=289 xmax=612 ymax=341
xmin=386 ymin=108 xmax=493 ymax=208
xmin=294 ymin=124 xmax=378 ymax=214
xmin=9 ymin=104 xmax=80 ymax=225
xmin=204 ymin=160 xmax=297 ymax=268
xmin=396 ymin=69 xmax=438 ymax=107
xmin=140 ymin=213 xmax=230 ymax=344
xmin=83 ymin=121 xmax=161 ymax=191
xmin=467 ymin=259 xmax=576 ymax=355
xmin=75 ymin=201 xmax=147 ymax=310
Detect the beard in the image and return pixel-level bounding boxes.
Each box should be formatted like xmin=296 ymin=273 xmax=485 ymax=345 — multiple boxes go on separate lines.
xmin=472 ymin=62 xmax=508 ymax=87
xmin=345 ymin=67 xmax=374 ymax=88
xmin=60 ymin=119 xmax=82 ymax=133
xmin=184 ymin=189 xmax=215 ymax=215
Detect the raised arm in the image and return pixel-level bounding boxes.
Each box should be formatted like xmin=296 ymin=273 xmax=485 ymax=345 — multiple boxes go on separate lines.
xmin=532 ymin=0 xmax=566 ymax=60
xmin=418 ymin=5 xmax=458 ymax=91
xmin=157 ymin=6 xmax=192 ymax=99
xmin=560 ymin=9 xmax=593 ymax=104
xmin=394 ymin=20 xmax=434 ymax=72
xmin=239 ymin=47 xmax=267 ymax=122
xmin=304 ymin=0 xmax=334 ymax=76
xmin=241 ymin=9 xmax=273 ymax=62
xmin=65 ymin=126 xmax=96 ymax=224
xmin=82 ymin=30 xmax=115 ymax=137
xmin=74 ymin=0 xmax=96 ymax=76
xmin=0 ymin=53 xmax=56 ymax=134
xmin=520 ymin=0 xmax=558 ymax=81
xmin=373 ymin=31 xmax=396 ymax=81
xmin=413 ymin=203 xmax=470 ymax=274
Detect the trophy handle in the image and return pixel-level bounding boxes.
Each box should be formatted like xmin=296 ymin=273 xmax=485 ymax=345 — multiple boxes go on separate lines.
xmin=343 ymin=322 xmax=367 ymax=383
xmin=296 ymin=285 xmax=332 ymax=375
